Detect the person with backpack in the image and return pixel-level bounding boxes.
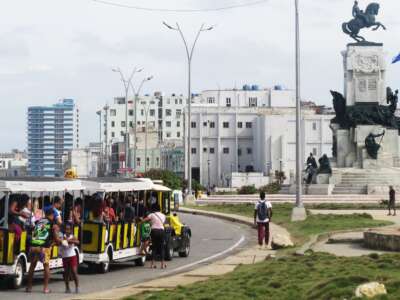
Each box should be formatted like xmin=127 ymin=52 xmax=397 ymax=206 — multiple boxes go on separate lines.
xmin=26 ymin=207 xmax=62 ymax=294
xmin=254 ymin=192 xmax=273 ymax=249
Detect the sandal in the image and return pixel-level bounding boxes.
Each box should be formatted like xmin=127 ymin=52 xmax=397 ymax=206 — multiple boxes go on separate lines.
xmin=25 ymin=288 xmax=32 ymax=293
xmin=43 ymin=289 xmax=51 ymax=294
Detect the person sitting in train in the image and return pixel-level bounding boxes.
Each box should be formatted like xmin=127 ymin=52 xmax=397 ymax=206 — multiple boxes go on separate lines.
xmin=8 ymin=194 xmax=30 ymax=242
xmin=123 ymin=196 xmax=135 ymax=223
xmin=104 ymin=195 xmax=117 ymax=224
xmin=89 ymin=193 xmax=105 ymax=224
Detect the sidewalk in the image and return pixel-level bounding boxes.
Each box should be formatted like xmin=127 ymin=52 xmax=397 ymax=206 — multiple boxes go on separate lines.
xmin=69 ymin=208 xmax=292 ymax=300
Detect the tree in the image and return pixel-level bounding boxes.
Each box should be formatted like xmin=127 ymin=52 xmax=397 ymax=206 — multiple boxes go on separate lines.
xmin=143 ymin=169 xmax=182 ymax=190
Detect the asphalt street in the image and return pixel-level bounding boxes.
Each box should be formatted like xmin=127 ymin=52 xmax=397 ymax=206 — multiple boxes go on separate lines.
xmin=0 ymin=213 xmax=254 ymax=300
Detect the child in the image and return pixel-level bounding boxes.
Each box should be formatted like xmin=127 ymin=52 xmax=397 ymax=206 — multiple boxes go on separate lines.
xmin=60 ymin=223 xmax=80 ymax=293
xmin=139 ymin=219 xmax=151 ymax=256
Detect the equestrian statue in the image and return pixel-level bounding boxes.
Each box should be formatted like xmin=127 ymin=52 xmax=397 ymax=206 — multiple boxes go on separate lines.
xmin=342 ymin=1 xmax=386 ymax=42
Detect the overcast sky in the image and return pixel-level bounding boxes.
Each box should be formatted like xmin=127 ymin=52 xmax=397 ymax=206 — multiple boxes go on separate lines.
xmin=0 ymin=0 xmax=399 ymax=151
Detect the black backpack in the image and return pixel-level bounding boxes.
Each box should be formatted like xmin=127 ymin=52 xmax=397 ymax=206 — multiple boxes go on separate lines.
xmin=257 ymin=201 xmax=268 ymax=221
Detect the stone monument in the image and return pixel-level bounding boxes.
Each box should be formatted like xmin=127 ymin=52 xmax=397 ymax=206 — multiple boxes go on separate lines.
xmin=309 ymin=1 xmax=400 ymax=195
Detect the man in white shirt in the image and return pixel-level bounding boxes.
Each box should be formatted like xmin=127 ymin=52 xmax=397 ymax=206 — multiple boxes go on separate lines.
xmin=254 ymin=192 xmax=273 ymax=249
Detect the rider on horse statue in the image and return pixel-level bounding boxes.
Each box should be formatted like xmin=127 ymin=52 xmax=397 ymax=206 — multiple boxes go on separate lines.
xmin=343 ymin=1 xmax=386 ymax=42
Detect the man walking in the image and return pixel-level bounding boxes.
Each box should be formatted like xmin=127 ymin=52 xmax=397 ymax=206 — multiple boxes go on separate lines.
xmin=388 ymin=186 xmax=396 ymax=216
xmin=254 ymin=192 xmax=272 ymax=249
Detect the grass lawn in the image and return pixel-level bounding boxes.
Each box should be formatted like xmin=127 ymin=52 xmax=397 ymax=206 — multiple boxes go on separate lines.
xmin=126 ymin=252 xmax=400 ymax=300
xmin=187 ymin=203 xmax=392 ymax=245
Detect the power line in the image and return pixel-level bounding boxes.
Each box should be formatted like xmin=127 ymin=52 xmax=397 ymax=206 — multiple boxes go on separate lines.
xmin=91 ymin=0 xmax=269 ymax=12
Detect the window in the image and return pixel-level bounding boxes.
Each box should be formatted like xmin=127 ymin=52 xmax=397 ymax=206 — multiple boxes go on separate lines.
xmin=129 ymin=121 xmax=133 ymax=128
xmin=166 ymin=132 xmax=171 ymax=138
xmin=207 ymin=97 xmax=216 ymax=104
xmin=313 ymin=147 xmax=317 ymax=156
xmin=121 ymin=121 xmax=126 ymax=127
xmin=179 ymin=99 xmax=183 ymax=104
xmin=110 ymin=109 xmax=116 ymax=116
xmin=129 ymin=109 xmax=134 ymax=116
xmin=111 ymin=132 xmax=115 ymax=138
xmin=226 ymin=98 xmax=231 ymax=107
xmin=176 ymin=109 xmax=182 ymax=118
xmin=203 ymin=122 xmax=207 ymax=127
xmin=223 ymin=122 xmax=229 ymax=128
xmin=177 ymin=132 xmax=181 ymax=138
xmin=146 ymin=157 xmax=150 ymax=167
xmin=156 ymin=157 xmax=160 ymax=166
xmin=111 ymin=121 xmax=115 ymax=128
xmin=177 ymin=121 xmax=181 ymax=128
xmin=246 ymin=122 xmax=252 ymax=129
xmin=141 ymin=109 xmax=144 ymax=116
xmin=150 ymin=109 xmax=155 ymax=117
xmin=120 ymin=131 xmax=124 ymax=137
xmin=191 ymin=148 xmax=197 ymax=154
xmin=223 ymin=147 xmax=230 ymax=154
xmin=238 ymin=149 xmax=242 ymax=156
xmin=312 ymin=122 xmax=317 ymax=130
xmin=249 ymin=97 xmax=258 ymax=107
xmin=175 ymin=99 xmax=178 ymax=104
xmin=166 ymin=109 xmax=172 ymax=116
xmin=209 ymin=148 xmax=215 ymax=154
xmin=209 ymin=121 xmax=215 ymax=128
xmin=203 ymin=147 xmax=207 ymax=153
xmin=237 ymin=122 xmax=243 ymax=128
xmin=247 ymin=148 xmax=253 ymax=155
xmin=166 ymin=121 xmax=171 ymax=128
xmin=137 ymin=158 xmax=141 ymax=167
xmin=191 ymin=122 xmax=196 ymax=128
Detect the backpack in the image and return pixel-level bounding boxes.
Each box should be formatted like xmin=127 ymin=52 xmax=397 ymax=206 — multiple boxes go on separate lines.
xmin=141 ymin=222 xmax=151 ymax=239
xmin=31 ymin=219 xmax=52 ymax=247
xmin=257 ymin=201 xmax=268 ymax=221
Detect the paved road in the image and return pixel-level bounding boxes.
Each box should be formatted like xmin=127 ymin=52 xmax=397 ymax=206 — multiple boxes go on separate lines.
xmin=0 ymin=213 xmax=253 ymax=300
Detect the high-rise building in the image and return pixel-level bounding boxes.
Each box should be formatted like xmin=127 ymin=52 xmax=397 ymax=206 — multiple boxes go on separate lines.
xmin=27 ymin=99 xmax=79 ymax=177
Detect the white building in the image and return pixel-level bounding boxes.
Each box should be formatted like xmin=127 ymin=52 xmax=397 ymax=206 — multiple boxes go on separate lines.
xmin=187 ymin=86 xmax=333 ymax=188
xmin=0 ymin=150 xmax=28 ymax=177
xmin=64 ymin=143 xmax=100 ymax=178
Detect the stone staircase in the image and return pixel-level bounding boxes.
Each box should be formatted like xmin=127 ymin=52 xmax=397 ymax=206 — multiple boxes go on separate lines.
xmin=331 ymin=168 xmax=400 ymax=195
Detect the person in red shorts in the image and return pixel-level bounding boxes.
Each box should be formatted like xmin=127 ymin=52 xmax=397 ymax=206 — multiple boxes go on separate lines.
xmin=60 ymin=223 xmax=80 ymax=293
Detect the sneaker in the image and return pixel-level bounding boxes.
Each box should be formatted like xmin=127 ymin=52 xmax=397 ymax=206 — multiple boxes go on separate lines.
xmin=75 ymin=287 xmax=80 ymax=294
xmin=65 ymin=288 xmax=71 ymax=294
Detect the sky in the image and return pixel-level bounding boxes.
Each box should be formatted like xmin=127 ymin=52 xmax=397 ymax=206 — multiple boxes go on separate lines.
xmin=0 ymin=0 xmax=399 ymax=151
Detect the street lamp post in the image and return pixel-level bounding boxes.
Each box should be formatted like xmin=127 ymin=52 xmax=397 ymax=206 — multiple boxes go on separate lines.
xmin=103 ymin=104 xmax=109 ymax=174
xmin=112 ymin=67 xmax=143 ymax=177
xmin=207 ymin=159 xmax=211 ymax=190
xmin=96 ymin=110 xmax=102 ymax=177
xmin=130 ymin=76 xmax=154 ymax=175
xmin=292 ymin=0 xmax=306 ymax=221
xmin=163 ymin=21 xmax=214 ymax=197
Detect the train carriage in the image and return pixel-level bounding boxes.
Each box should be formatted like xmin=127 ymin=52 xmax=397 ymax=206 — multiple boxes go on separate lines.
xmin=0 ymin=177 xmax=84 ymax=289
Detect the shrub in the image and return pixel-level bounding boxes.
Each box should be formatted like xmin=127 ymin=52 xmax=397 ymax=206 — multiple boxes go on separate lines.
xmin=238 ymin=185 xmax=258 ymax=195
xmin=143 ymin=169 xmax=182 ymax=190
xmin=259 ymin=182 xmax=282 ymax=194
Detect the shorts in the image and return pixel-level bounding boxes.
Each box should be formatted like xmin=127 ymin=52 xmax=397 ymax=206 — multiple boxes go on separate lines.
xmin=62 ymin=255 xmax=78 ymax=269
xmin=30 ymin=247 xmax=51 ymax=265
xmin=389 ymin=199 xmax=396 ymax=208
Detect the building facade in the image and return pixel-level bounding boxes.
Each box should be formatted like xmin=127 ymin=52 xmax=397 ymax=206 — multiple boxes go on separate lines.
xmin=27 ymin=99 xmax=79 ymax=177
xmin=63 ymin=143 xmax=100 ymax=178
xmin=187 ymin=86 xmax=333 ymax=187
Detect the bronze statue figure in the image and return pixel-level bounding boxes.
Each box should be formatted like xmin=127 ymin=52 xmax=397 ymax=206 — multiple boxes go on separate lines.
xmin=387 ymin=87 xmax=399 ymax=114
xmin=342 ymin=1 xmax=386 ymax=42
xmin=365 ymin=131 xmax=385 ymax=159
xmin=318 ymin=154 xmax=332 ymax=175
xmin=331 ymin=90 xmax=347 ymax=125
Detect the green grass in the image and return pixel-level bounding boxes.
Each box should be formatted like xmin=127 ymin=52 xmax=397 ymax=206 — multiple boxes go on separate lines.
xmin=126 ymin=252 xmax=400 ymax=300
xmin=188 ymin=203 xmax=392 ymax=245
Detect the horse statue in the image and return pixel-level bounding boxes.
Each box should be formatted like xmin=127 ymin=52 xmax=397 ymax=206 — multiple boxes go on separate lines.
xmin=342 ymin=1 xmax=386 ymax=42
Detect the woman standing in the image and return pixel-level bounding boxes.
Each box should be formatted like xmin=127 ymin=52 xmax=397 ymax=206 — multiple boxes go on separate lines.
xmin=143 ymin=204 xmax=166 ymax=269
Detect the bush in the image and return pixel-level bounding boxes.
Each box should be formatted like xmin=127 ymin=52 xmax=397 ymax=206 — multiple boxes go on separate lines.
xmin=259 ymin=182 xmax=282 ymax=194
xmin=143 ymin=169 xmax=182 ymax=190
xmin=238 ymin=185 xmax=258 ymax=195
xmin=182 ymin=179 xmax=206 ymax=191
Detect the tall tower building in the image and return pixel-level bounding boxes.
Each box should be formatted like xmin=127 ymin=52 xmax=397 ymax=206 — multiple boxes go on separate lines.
xmin=27 ymin=99 xmax=79 ymax=177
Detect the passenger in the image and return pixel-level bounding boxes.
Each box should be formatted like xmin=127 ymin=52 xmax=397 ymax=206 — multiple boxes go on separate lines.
xmin=8 ymin=194 xmax=29 ymax=242
xmin=89 ymin=193 xmax=105 ymax=223
xmin=142 ymin=203 xmax=167 ymax=269
xmin=18 ymin=195 xmax=34 ymax=230
xmin=44 ymin=196 xmax=63 ymax=226
xmin=61 ymin=223 xmax=80 ymax=294
xmin=72 ymin=197 xmax=83 ymax=224
xmin=104 ymin=195 xmax=116 ymax=224
xmin=123 ymin=196 xmax=135 ymax=223
xmin=26 ymin=207 xmax=62 ymax=294
xmin=33 ymin=198 xmax=43 ymax=221
xmin=137 ymin=198 xmax=146 ymax=218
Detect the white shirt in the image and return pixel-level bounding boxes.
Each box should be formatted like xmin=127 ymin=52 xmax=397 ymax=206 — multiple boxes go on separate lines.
xmin=255 ymin=200 xmax=272 ymax=223
xmin=60 ymin=234 xmax=76 ymax=258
